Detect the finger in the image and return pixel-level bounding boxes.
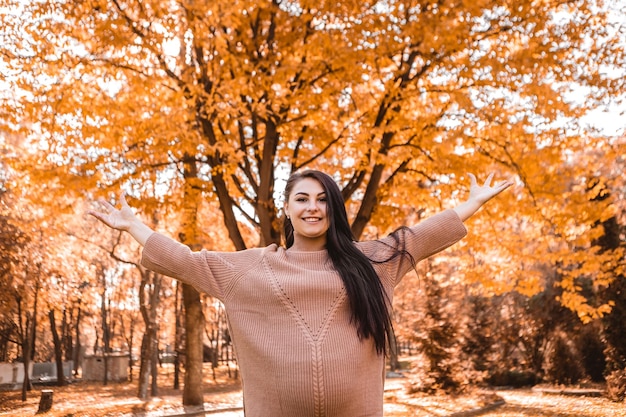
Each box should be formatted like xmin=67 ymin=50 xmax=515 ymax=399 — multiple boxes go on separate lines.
xmin=468 ymin=173 xmax=477 ymax=187
xmin=498 ymin=179 xmax=514 ymax=189
xmin=87 ymin=210 xmax=106 ymax=223
xmin=493 ymin=180 xmax=513 ymax=194
xmin=97 ymin=198 xmax=116 ymax=212
xmin=499 ymin=179 xmax=515 ymax=185
xmin=120 ymin=191 xmax=130 ymax=208
xmin=484 ymin=172 xmax=495 ymax=187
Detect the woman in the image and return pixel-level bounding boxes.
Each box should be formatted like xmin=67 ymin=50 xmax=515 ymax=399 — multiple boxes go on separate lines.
xmin=89 ymin=171 xmax=511 ymax=417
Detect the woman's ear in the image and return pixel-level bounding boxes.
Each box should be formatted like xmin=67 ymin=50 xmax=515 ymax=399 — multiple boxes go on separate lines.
xmin=283 ymin=203 xmax=290 ymax=219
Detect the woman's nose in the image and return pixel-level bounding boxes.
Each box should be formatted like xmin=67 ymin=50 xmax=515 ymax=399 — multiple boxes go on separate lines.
xmin=306 ymin=201 xmax=319 ymax=211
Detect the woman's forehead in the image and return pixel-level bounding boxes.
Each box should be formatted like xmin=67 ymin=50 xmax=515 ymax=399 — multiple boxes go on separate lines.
xmin=291 ymin=177 xmax=325 ymax=195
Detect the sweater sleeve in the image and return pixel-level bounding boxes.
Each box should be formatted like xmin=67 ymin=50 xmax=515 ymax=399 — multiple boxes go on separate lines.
xmin=359 ymin=209 xmax=468 ymax=287
xmin=140 ymin=233 xmax=236 ymax=300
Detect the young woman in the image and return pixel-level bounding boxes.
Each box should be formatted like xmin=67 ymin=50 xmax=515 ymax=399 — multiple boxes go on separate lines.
xmin=89 ymin=170 xmax=511 ymax=417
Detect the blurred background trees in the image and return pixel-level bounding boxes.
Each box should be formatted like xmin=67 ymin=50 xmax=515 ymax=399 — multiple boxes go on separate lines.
xmin=1 ymin=0 xmax=624 ymax=402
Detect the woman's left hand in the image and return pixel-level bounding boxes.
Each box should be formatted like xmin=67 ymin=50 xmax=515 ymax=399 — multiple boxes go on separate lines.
xmin=453 ymin=173 xmax=514 ymax=221
xmin=467 ymin=173 xmax=514 ymax=205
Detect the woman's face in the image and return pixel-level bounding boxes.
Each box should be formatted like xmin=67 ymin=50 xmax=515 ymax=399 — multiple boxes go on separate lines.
xmin=284 ymin=177 xmax=330 ymax=251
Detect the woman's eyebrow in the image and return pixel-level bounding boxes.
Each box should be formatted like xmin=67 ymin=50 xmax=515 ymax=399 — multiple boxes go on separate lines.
xmin=294 ymin=191 xmax=326 ymax=195
xmin=294 ymin=191 xmax=326 ymax=196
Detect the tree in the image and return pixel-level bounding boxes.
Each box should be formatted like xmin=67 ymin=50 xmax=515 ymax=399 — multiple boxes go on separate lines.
xmin=596 ymin=186 xmax=626 ymax=372
xmin=461 ymin=292 xmax=497 ymax=381
xmin=89 ymin=225 xmax=162 ymax=398
xmin=0 ymin=203 xmax=27 ymax=361
xmin=407 ymin=259 xmax=465 ymax=393
xmin=0 ymin=158 xmax=30 ymax=363
xmin=0 ymin=207 xmax=45 ymax=401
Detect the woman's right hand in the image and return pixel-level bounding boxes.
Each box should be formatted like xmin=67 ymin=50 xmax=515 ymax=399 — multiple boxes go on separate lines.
xmin=88 ymin=192 xmax=137 ymax=231
xmin=88 ymin=192 xmax=154 ymax=246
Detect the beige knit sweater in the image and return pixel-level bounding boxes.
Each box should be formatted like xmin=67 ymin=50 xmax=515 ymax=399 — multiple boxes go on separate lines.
xmin=141 ymin=209 xmax=467 ymax=417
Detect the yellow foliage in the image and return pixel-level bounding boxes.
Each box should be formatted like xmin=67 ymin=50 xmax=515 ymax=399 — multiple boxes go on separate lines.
xmin=1 ymin=0 xmax=624 ymax=319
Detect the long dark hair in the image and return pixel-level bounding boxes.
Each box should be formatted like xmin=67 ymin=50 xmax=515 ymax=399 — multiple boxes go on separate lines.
xmin=283 ymin=170 xmax=395 ymax=356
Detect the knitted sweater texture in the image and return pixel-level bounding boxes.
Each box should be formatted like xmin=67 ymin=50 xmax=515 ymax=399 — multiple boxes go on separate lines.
xmin=141 ymin=209 xmax=467 ymax=417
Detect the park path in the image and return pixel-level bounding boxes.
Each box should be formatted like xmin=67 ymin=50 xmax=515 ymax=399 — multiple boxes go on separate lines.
xmin=476 ymin=389 xmax=626 ymax=417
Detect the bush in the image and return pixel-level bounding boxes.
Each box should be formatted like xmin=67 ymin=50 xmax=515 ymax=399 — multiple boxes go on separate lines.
xmin=487 ymin=370 xmax=539 ymax=387
xmin=576 ymin=324 xmax=606 ymax=382
xmin=545 ymin=335 xmax=584 ymax=385
xmin=606 ymin=369 xmax=626 ymax=402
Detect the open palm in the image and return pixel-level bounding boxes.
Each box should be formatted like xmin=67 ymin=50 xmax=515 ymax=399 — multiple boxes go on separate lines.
xmin=467 ymin=173 xmax=513 ymax=205
xmin=88 ymin=192 xmax=137 ymax=231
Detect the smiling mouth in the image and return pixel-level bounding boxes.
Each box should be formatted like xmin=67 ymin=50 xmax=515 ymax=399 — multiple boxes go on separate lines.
xmin=303 ymin=217 xmax=321 ymax=222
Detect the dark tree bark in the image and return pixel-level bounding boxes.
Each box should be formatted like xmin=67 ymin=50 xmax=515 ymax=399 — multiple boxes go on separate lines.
xmin=48 ymin=310 xmax=66 ymax=386
xmin=181 ymin=283 xmax=204 ymax=405
xmin=121 ymin=312 xmax=136 ymax=382
xmin=173 ymin=281 xmax=182 ymax=390
xmin=149 ymin=272 xmax=161 ymax=396
xmin=99 ymin=265 xmax=110 ymax=386
xmin=19 ymin=279 xmax=40 ymax=401
xmin=37 ymin=390 xmax=53 ymax=413
xmin=178 ymin=155 xmax=206 ymax=406
xmin=137 ymin=270 xmax=161 ymax=399
xmin=62 ymin=308 xmax=72 ymax=364
xmin=21 ymin=311 xmax=34 ymax=402
xmin=72 ymin=304 xmax=82 ymax=377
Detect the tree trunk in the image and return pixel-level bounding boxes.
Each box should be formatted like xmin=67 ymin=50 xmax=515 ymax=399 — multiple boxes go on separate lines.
xmin=100 ymin=277 xmax=109 ymax=386
xmin=62 ymin=308 xmax=73 ymax=364
xmin=72 ymin=305 xmax=82 ymax=377
xmin=127 ymin=318 xmax=135 ymax=382
xmin=149 ymin=272 xmax=161 ymax=397
xmin=173 ymin=282 xmax=182 ymax=390
xmin=137 ymin=270 xmax=150 ymax=400
xmin=150 ymin=336 xmax=159 ymax=396
xmin=94 ymin=263 xmax=112 ymax=385
xmin=21 ymin=281 xmax=40 ymax=401
xmin=138 ymin=332 xmax=150 ymax=400
xmin=30 ymin=309 xmax=37 ymax=362
xmin=36 ymin=390 xmax=53 ymax=413
xmin=179 ymin=154 xmax=206 ymax=405
xmin=350 ymin=130 xmax=395 ymax=240
xmin=195 ymin=118 xmax=247 ymax=251
xmin=255 ymin=119 xmax=280 ymax=246
xmin=136 ymin=266 xmax=162 ymax=399
xmin=182 ymin=283 xmax=204 ymax=405
xmin=30 ymin=279 xmax=40 ymax=362
xmin=0 ymin=323 xmax=9 ymax=362
xmin=48 ymin=310 xmax=66 ymax=386
xmin=21 ymin=312 xmax=34 ymax=401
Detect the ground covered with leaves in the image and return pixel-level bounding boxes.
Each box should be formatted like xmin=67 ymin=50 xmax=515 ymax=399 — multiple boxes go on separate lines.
xmin=1 ymin=365 xmax=625 ymax=417
xmin=382 ymin=380 xmax=626 ymax=417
